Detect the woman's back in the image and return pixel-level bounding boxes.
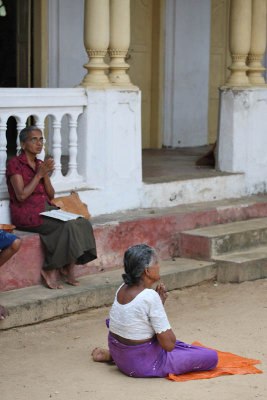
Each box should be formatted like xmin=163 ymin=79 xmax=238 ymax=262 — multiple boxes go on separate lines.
xmin=109 ymin=284 xmax=171 ymax=341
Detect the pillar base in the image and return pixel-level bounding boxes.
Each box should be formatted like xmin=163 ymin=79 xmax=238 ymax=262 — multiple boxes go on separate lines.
xmin=80 ymin=51 xmax=111 ymax=87
xmin=108 ymin=50 xmax=133 ymax=86
xmin=248 ymin=72 xmax=267 ymax=85
xmin=248 ymin=57 xmax=266 ymax=85
xmin=225 ymin=66 xmax=251 ymax=87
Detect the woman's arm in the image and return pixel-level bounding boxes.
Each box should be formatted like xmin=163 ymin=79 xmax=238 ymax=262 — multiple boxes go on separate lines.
xmin=151 ymin=284 xmax=176 ymax=351
xmin=42 ymin=158 xmax=55 ymax=199
xmin=10 ymin=174 xmax=42 ymax=202
xmin=157 ymin=329 xmax=176 ymax=352
xmin=43 ymin=176 xmax=55 ymax=200
xmin=10 ymin=160 xmax=55 ymax=202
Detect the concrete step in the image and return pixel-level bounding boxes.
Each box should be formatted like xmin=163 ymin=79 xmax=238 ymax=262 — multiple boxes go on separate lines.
xmin=0 ymin=257 xmax=216 ymax=330
xmin=215 ymin=246 xmax=267 ymax=283
xmin=179 ymin=217 xmax=267 ymax=259
xmin=2 ymin=194 xmax=267 ymax=292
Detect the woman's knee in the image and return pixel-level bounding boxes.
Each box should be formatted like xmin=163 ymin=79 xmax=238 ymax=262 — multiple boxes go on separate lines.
xmin=11 ymin=238 xmax=21 ymax=253
xmin=207 ymin=349 xmax=218 ymax=370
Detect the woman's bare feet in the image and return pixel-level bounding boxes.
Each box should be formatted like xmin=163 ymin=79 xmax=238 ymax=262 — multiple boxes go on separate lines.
xmin=0 ymin=305 xmax=8 ymax=320
xmin=91 ymin=347 xmax=113 ymax=362
xmin=41 ymin=270 xmax=63 ymax=289
xmin=60 ymin=263 xmax=79 ymax=286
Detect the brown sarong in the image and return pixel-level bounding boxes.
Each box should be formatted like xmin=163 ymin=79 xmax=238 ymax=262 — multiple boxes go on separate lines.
xmin=19 ymin=203 xmax=97 ymax=271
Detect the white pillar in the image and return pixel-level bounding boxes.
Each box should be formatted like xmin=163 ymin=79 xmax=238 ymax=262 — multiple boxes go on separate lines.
xmin=80 ymin=0 xmax=110 ymax=87
xmin=248 ymin=0 xmax=267 ymax=85
xmin=226 ymin=0 xmax=252 ymax=86
xmin=35 ymin=115 xmax=46 ymax=161
xmin=109 ymin=0 xmax=132 ymax=86
xmin=16 ymin=118 xmax=26 ymax=155
xmin=51 ymin=116 xmax=63 ymax=181
xmin=0 ymin=116 xmax=8 ymax=186
xmin=66 ymin=113 xmax=80 ymax=179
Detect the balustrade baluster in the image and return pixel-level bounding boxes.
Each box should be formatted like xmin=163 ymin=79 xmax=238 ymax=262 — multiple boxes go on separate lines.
xmin=16 ymin=119 xmax=26 ymax=155
xmin=35 ymin=116 xmax=46 ymax=161
xmin=0 ymin=117 xmax=7 ymax=186
xmin=67 ymin=114 xmax=79 ymax=178
xmin=51 ymin=117 xmax=63 ymax=181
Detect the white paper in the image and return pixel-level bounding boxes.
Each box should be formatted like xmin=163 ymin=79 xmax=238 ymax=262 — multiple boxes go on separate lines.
xmin=40 ymin=209 xmax=84 ymax=221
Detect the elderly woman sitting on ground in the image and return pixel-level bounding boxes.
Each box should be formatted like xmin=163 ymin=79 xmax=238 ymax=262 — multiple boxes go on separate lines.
xmin=6 ymin=126 xmax=97 ymax=290
xmin=92 ymin=244 xmax=218 ymax=378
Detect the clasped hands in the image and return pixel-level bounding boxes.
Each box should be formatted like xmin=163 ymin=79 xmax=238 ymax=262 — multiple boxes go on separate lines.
xmin=37 ymin=158 xmax=55 ymax=178
xmin=156 ymin=283 xmax=169 ymax=305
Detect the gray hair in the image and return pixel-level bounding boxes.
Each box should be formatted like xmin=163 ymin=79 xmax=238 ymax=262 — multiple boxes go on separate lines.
xmin=122 ymin=244 xmax=158 ymax=286
xmin=19 ymin=125 xmax=42 ymax=144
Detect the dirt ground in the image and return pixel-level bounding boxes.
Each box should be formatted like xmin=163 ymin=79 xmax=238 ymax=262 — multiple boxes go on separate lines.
xmin=0 ymin=278 xmax=266 ymax=400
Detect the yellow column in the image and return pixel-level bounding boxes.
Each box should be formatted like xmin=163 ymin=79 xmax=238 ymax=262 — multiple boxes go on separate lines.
xmin=109 ymin=0 xmax=132 ymax=86
xmin=226 ymin=0 xmax=252 ymax=86
xmin=80 ymin=0 xmax=110 ymax=87
xmin=248 ymin=0 xmax=267 ymax=85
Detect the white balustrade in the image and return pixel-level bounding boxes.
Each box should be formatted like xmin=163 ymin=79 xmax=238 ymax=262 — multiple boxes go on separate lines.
xmin=0 ymin=88 xmax=88 ymax=199
xmin=16 ymin=117 xmax=26 ymax=155
xmin=0 ymin=116 xmax=8 ymax=187
xmin=66 ymin=114 xmax=80 ymax=179
xmin=35 ymin=114 xmax=46 ymax=161
xmin=51 ymin=117 xmax=63 ymax=182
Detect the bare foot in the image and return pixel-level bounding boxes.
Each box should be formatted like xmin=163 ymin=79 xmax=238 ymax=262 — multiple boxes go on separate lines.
xmin=60 ymin=264 xmax=79 ymax=286
xmin=91 ymin=347 xmax=113 ymax=362
xmin=0 ymin=305 xmax=8 ymax=320
xmin=41 ymin=270 xmax=63 ymax=290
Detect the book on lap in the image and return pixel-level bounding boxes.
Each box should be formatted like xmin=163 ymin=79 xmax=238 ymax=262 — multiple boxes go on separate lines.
xmin=40 ymin=209 xmax=84 ymax=222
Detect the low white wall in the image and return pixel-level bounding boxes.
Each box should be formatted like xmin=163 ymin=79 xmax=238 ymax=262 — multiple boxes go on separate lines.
xmin=1 ymin=87 xmax=249 ymax=224
xmin=0 ymin=89 xmax=143 ymax=222
xmin=77 ymin=89 xmax=143 ymax=215
xmin=218 ymin=87 xmax=267 ymax=193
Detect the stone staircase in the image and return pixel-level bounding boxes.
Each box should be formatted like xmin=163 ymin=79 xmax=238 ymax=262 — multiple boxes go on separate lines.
xmin=179 ymin=217 xmax=267 ymax=283
xmin=0 ymin=258 xmax=216 ymax=330
xmin=1 ymin=194 xmax=267 ymax=330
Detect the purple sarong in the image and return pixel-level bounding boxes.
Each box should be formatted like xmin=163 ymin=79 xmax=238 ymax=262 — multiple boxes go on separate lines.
xmin=107 ymin=320 xmax=218 ymax=378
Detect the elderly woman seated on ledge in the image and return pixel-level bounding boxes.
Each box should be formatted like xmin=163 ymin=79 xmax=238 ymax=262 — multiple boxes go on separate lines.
xmin=92 ymin=244 xmax=218 ymax=378
xmin=6 ymin=126 xmax=97 ymax=290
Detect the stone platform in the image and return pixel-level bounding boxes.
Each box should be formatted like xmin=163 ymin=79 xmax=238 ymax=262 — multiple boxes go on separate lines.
xmin=0 ymin=258 xmax=216 ymax=330
xmin=2 ymin=194 xmax=267 ymax=292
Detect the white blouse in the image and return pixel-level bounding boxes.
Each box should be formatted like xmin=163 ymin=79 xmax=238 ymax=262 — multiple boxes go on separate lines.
xmin=109 ymin=284 xmax=171 ymax=340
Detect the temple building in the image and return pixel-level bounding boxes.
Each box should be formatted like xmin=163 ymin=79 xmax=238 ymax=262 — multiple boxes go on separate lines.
xmin=0 ymin=0 xmax=267 ymax=222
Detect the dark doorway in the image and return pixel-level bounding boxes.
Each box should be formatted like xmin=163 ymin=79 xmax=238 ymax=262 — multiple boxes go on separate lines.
xmin=0 ymin=0 xmax=34 ymax=159
xmin=0 ymin=0 xmax=17 ymax=87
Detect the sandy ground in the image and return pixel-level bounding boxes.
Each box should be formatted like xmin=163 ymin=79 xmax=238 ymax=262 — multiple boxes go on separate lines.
xmin=0 ymin=279 xmax=266 ymax=400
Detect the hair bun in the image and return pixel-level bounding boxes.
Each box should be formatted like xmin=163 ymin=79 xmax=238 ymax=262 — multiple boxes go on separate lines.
xmin=122 ymin=273 xmax=133 ymax=285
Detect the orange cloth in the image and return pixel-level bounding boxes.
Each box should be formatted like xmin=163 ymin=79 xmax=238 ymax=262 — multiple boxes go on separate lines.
xmin=167 ymin=342 xmax=262 ymax=382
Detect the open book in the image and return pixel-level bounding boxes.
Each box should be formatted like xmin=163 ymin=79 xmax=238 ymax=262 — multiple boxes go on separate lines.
xmin=40 ymin=209 xmax=84 ymax=222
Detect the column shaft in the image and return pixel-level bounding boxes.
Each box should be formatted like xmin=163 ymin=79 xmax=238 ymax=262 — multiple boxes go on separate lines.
xmin=80 ymin=0 xmax=110 ymax=87
xmin=226 ymin=0 xmax=252 ymax=86
xmin=109 ymin=0 xmax=132 ymax=86
xmin=248 ymin=0 xmax=267 ymax=85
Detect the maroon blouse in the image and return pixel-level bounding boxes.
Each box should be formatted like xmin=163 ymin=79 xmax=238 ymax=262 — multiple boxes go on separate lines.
xmin=6 ymin=153 xmax=54 ymax=228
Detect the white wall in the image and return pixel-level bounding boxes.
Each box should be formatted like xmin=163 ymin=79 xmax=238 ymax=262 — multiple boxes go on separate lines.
xmin=47 ymin=0 xmax=88 ymax=155
xmin=47 ymin=0 xmax=87 ymax=88
xmin=163 ymin=0 xmax=211 ymax=147
xmin=218 ymin=87 xmax=267 ymax=193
